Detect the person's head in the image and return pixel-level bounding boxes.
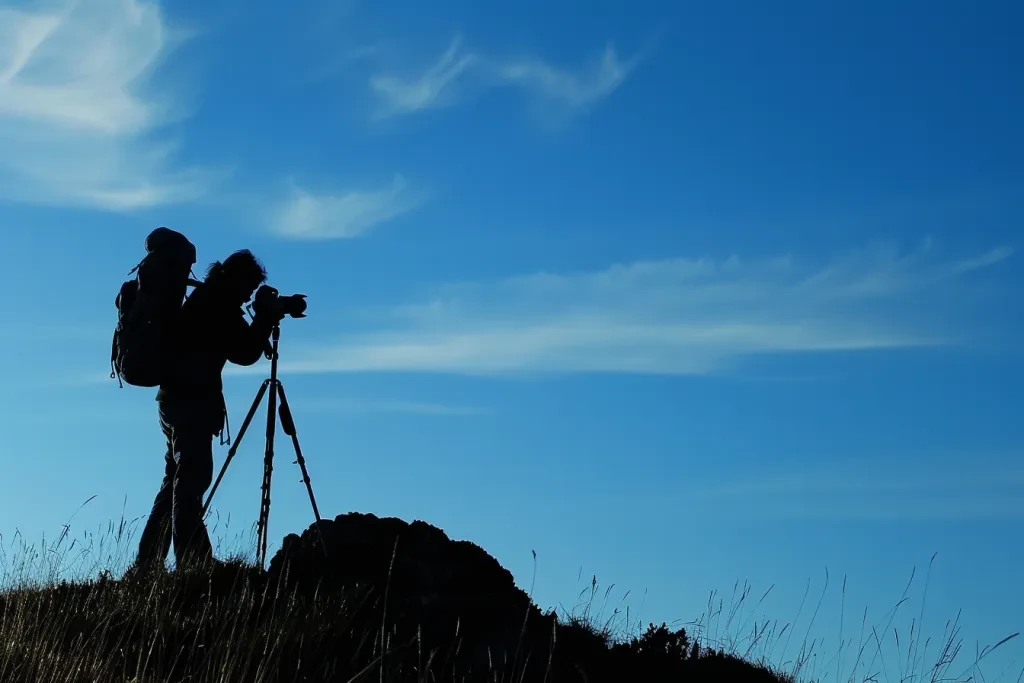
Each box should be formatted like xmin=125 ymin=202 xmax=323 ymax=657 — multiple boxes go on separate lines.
xmin=205 ymin=249 xmax=268 ymax=305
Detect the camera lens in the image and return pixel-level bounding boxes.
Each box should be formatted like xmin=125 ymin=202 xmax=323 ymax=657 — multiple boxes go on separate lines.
xmin=283 ymin=294 xmax=307 ymax=318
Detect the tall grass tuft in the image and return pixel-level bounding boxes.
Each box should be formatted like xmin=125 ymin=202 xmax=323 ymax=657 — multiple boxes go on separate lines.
xmin=0 ymin=504 xmax=1017 ymax=683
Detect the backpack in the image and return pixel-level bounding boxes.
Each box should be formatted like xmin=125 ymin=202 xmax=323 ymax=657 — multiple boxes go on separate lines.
xmin=110 ymin=227 xmax=197 ymax=388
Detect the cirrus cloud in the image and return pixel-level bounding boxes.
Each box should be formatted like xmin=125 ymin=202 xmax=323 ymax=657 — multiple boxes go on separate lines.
xmin=227 ymin=241 xmax=1014 ymax=377
xmin=268 ymin=175 xmax=426 ymax=240
xmin=368 ymin=36 xmax=639 ymax=119
xmin=0 ymin=0 xmax=223 ymax=210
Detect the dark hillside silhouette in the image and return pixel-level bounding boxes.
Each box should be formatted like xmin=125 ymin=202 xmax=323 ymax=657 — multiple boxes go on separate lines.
xmin=265 ymin=511 xmax=788 ymax=682
xmin=0 ymin=511 xmax=789 ymax=682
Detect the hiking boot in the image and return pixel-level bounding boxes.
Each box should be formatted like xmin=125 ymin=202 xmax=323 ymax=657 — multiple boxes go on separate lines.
xmin=122 ymin=560 xmax=167 ymax=583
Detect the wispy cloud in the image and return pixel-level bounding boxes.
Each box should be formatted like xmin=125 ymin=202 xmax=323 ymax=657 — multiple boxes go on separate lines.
xmin=369 ymin=37 xmax=479 ymax=116
xmin=494 ymin=44 xmax=634 ymax=109
xmin=0 ymin=0 xmax=222 ymax=210
xmin=369 ymin=37 xmax=638 ymax=119
xmin=268 ymin=175 xmax=424 ymax=240
xmin=287 ymin=397 xmax=485 ymax=416
xmin=950 ymin=245 xmax=1015 ymax=274
xmin=684 ymin=453 xmax=1024 ymax=520
xmin=242 ymin=241 xmax=1014 ymax=377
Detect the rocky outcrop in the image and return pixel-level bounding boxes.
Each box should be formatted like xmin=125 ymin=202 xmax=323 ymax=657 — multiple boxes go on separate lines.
xmin=265 ymin=511 xmax=787 ymax=682
xmin=268 ymin=512 xmax=552 ymax=670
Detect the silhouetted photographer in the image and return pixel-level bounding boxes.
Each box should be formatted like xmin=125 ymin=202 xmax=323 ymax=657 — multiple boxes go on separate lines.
xmin=131 ymin=249 xmax=290 ymax=573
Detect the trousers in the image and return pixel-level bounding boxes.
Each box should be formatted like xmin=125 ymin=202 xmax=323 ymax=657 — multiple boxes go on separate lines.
xmin=136 ymin=393 xmax=225 ymax=570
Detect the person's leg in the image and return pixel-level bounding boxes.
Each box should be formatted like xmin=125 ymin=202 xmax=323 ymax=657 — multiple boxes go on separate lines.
xmin=133 ymin=407 xmax=177 ymax=571
xmin=169 ymin=403 xmax=216 ymax=570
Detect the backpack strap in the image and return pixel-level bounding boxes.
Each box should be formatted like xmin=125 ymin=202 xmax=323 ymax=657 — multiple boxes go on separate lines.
xmin=110 ymin=331 xmax=123 ymax=388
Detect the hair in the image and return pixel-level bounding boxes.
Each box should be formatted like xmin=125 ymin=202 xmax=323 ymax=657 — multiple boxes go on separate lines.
xmin=205 ymin=249 xmax=268 ymax=287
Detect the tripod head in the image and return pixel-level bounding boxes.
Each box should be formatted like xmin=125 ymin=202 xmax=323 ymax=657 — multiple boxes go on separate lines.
xmin=263 ymin=323 xmax=280 ymax=361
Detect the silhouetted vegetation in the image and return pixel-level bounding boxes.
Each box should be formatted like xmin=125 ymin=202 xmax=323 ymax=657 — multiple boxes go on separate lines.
xmin=0 ymin=510 xmax=1016 ymax=682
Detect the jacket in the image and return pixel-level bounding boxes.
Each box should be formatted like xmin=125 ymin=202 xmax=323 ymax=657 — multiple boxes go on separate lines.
xmin=157 ymin=280 xmax=275 ymax=404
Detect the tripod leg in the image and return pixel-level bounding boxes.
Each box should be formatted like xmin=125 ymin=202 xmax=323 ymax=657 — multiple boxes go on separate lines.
xmin=257 ymin=379 xmax=280 ymax=569
xmin=203 ymin=380 xmax=270 ymax=516
xmin=276 ymin=382 xmax=329 ymax=559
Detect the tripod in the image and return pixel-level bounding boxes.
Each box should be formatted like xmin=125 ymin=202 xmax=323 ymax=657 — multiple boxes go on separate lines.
xmin=203 ymin=324 xmax=327 ymax=569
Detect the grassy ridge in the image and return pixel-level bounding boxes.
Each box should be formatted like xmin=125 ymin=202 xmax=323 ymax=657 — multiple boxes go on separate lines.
xmin=0 ymin=510 xmax=1017 ymax=682
xmin=0 ymin=559 xmax=786 ymax=682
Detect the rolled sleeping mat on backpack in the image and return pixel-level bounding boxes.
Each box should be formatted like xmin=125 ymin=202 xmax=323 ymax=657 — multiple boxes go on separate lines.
xmin=145 ymin=227 xmax=196 ymax=265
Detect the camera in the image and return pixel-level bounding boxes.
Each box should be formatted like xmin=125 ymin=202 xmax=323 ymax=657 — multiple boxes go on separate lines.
xmin=255 ymin=285 xmax=307 ymax=319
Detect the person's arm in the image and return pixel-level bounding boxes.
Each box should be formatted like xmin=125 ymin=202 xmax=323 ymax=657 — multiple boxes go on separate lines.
xmin=225 ymin=312 xmax=277 ymax=366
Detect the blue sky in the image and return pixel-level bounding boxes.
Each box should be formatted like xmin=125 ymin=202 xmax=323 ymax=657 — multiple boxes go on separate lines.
xmin=1 ymin=0 xmax=1022 ymax=678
